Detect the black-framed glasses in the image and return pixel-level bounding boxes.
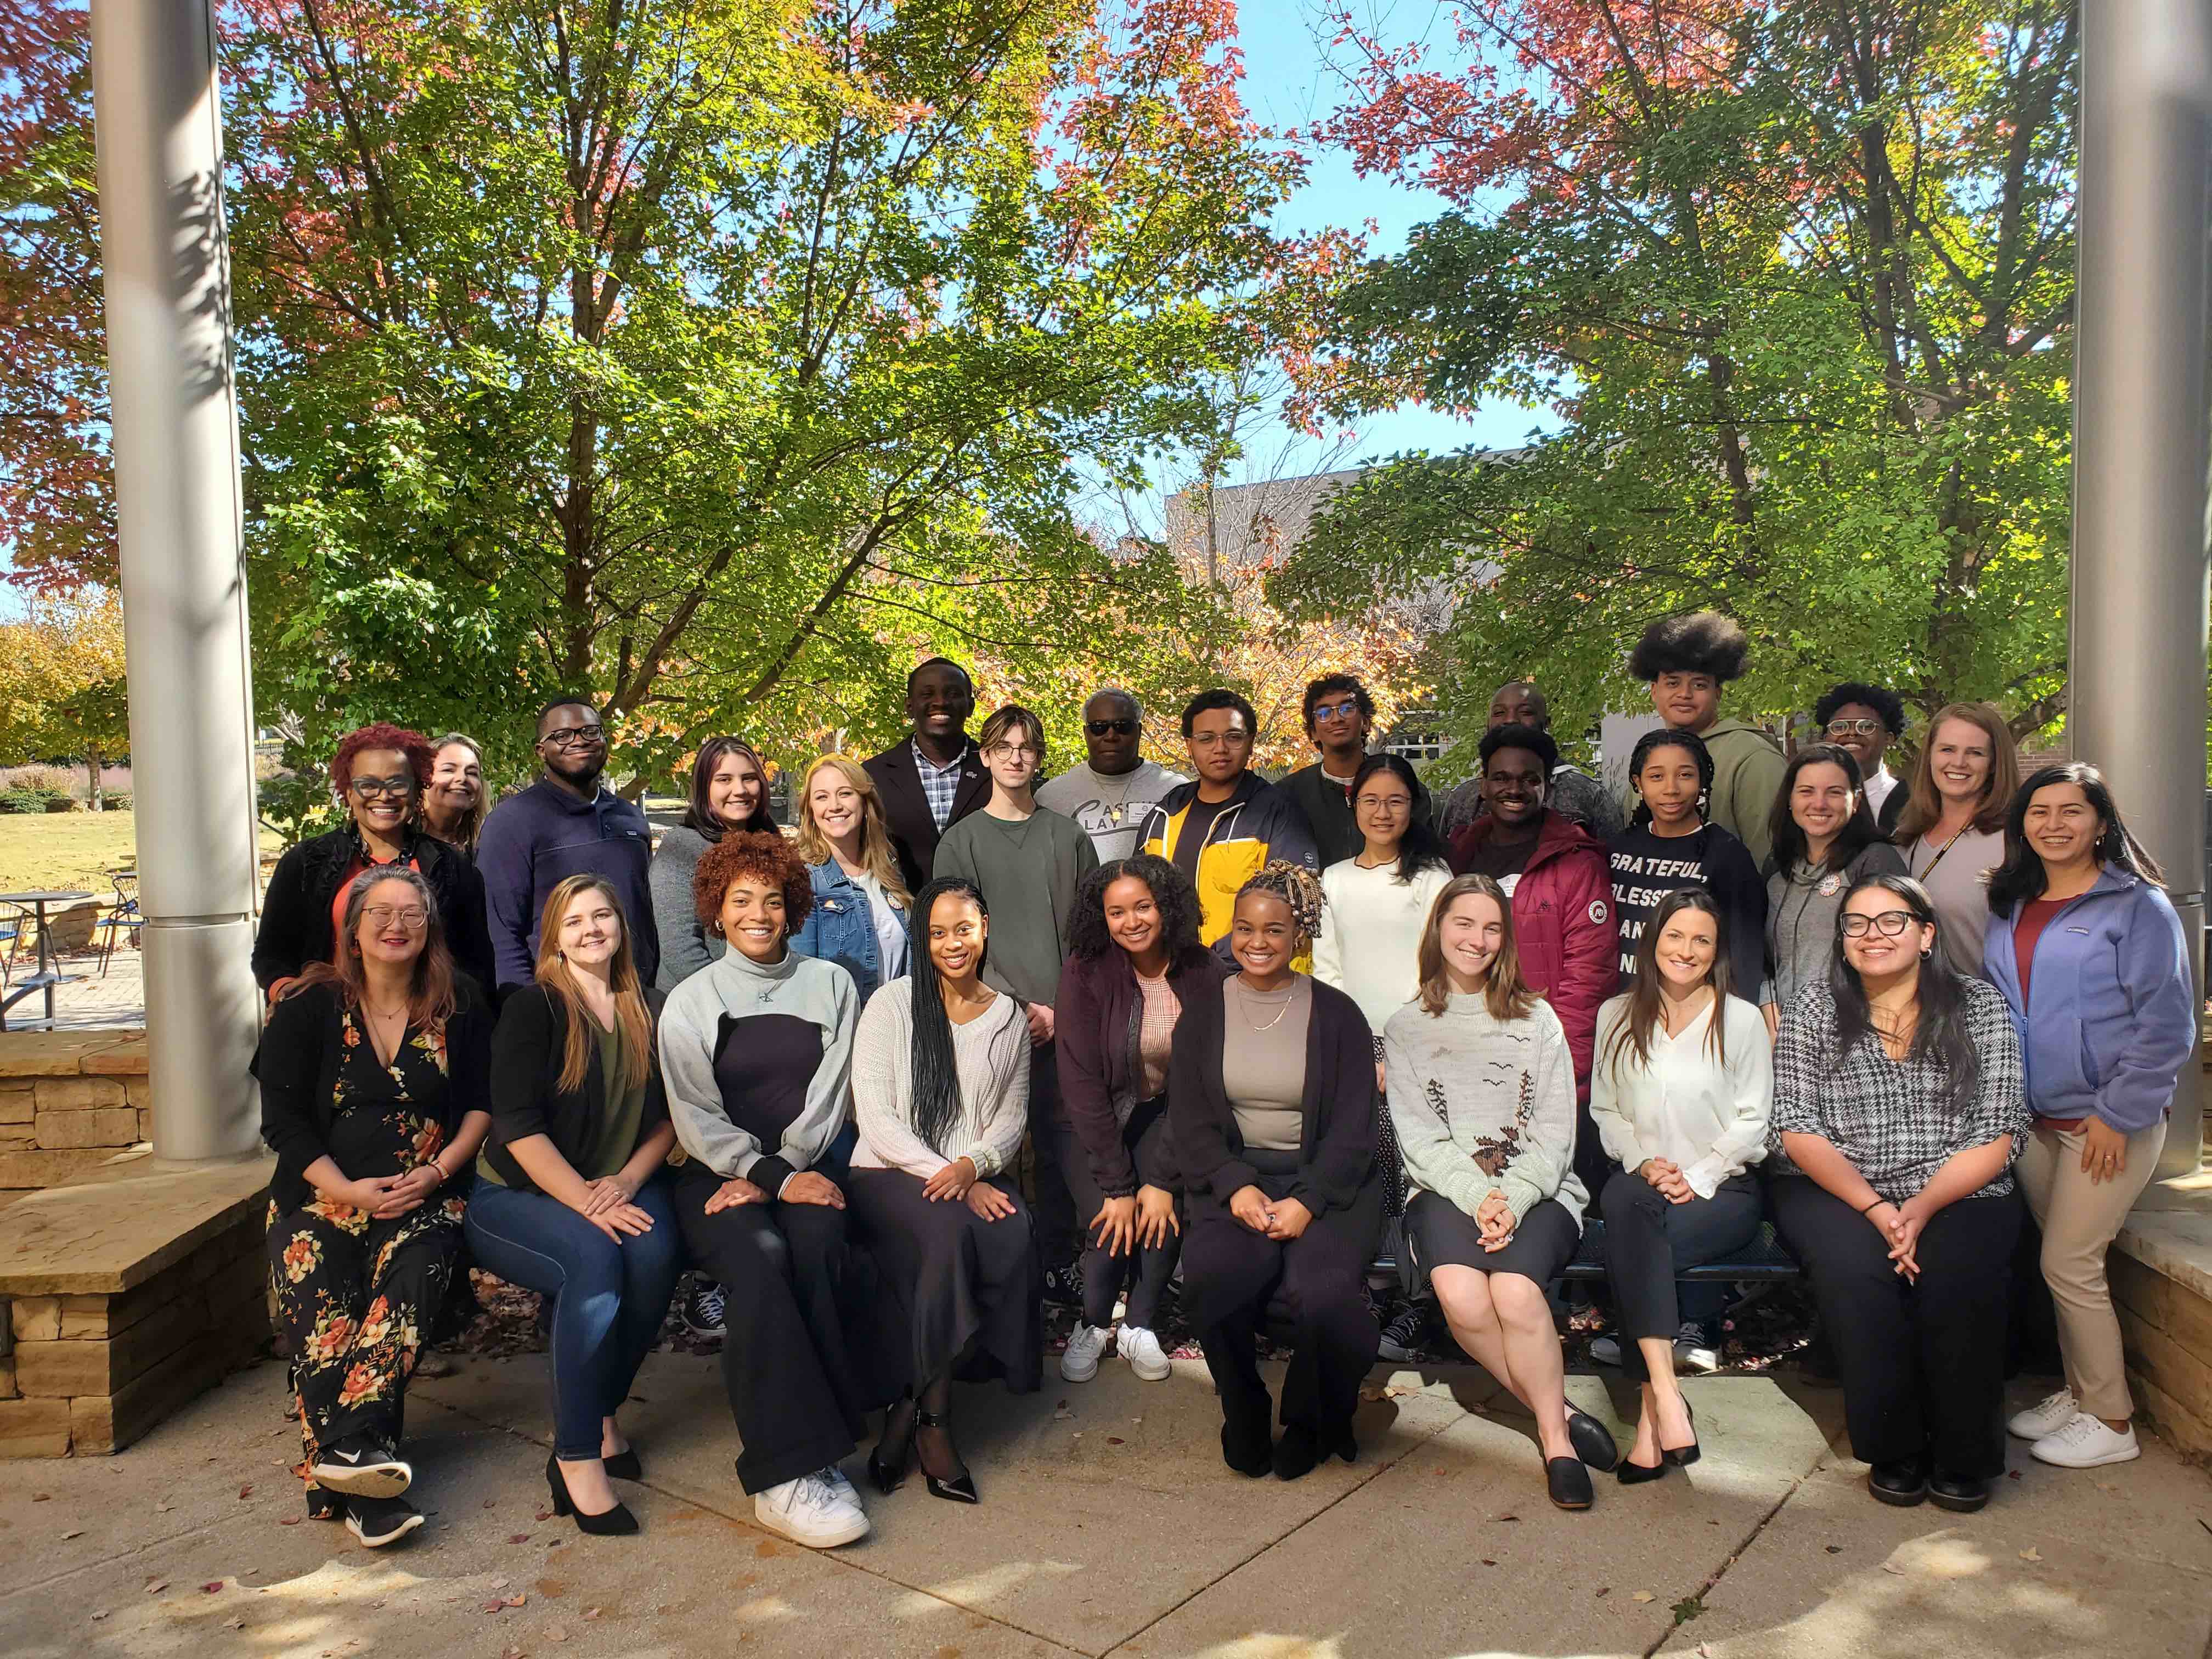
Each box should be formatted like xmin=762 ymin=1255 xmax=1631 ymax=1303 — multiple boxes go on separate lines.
xmin=540 ymin=724 xmax=605 ymax=749
xmin=349 ymin=774 xmax=415 ymax=800
xmin=1839 ymin=910 xmax=1916 ymax=938
xmin=1085 ymin=718 xmax=1139 ymax=737
xmin=1312 ymin=698 xmax=1362 ymax=721
xmin=1825 ymin=718 xmax=1884 ymax=737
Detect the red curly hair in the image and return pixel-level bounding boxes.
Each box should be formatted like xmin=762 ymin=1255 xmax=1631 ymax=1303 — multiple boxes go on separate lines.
xmin=330 ymin=723 xmax=436 ymax=805
xmin=693 ymin=830 xmax=814 ymax=933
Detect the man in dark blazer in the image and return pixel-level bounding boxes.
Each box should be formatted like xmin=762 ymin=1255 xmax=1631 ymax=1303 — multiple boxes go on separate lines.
xmin=863 ymin=657 xmax=990 ymax=892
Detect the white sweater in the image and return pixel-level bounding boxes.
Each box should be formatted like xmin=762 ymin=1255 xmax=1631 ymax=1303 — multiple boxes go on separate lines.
xmin=1312 ymin=859 xmax=1453 ymax=1041
xmin=1588 ymin=992 xmax=1771 ymax=1198
xmin=850 ymin=977 xmax=1031 ymax=1180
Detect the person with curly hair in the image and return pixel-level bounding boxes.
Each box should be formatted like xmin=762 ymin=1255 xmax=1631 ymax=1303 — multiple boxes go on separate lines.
xmin=1624 ymin=612 xmax=1786 ymax=870
xmin=255 ymin=723 xmax=495 ymax=1000
xmin=1276 ymin=674 xmax=1438 ymax=868
xmin=1053 ymin=855 xmax=1224 ymax=1384
xmin=656 ymin=831 xmax=885 ymax=1548
xmin=1172 ymin=861 xmax=1384 ymax=1482
xmin=258 ymin=868 xmax=494 ymax=1547
xmin=1814 ymin=682 xmax=1910 ymax=834
xmin=1438 ymin=679 xmax=1624 ymax=843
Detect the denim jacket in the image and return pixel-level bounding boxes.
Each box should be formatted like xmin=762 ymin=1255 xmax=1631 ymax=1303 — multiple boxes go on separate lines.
xmin=792 ymin=860 xmax=905 ymax=1003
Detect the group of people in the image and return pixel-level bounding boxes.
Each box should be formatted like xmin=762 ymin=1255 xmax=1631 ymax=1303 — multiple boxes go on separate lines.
xmin=252 ymin=616 xmax=2198 ymax=1551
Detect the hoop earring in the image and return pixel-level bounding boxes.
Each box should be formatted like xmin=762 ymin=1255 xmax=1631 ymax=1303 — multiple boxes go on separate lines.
xmin=1919 ymin=946 xmax=1933 ymax=961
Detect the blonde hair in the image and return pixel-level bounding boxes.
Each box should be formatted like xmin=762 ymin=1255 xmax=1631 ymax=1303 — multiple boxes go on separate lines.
xmin=1894 ymin=702 xmax=2020 ymax=840
xmin=792 ymin=754 xmax=912 ymax=910
xmin=1414 ymin=874 xmax=1538 ymax=1020
xmin=532 ymin=875 xmax=656 ymax=1098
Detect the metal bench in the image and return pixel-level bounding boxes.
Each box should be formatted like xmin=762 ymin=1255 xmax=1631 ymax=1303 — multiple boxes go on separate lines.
xmin=1560 ymin=1217 xmax=1802 ymax=1283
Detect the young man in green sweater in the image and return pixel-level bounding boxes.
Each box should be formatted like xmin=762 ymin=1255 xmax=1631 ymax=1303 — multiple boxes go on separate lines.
xmin=1624 ymin=612 xmax=1787 ymax=872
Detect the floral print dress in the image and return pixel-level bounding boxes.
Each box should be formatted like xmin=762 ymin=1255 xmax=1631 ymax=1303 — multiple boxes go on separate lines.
xmin=267 ymin=1009 xmax=467 ymax=1484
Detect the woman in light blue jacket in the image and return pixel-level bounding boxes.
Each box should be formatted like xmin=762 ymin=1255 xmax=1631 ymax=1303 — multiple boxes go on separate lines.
xmin=1983 ymin=763 xmax=2195 ymax=1474
xmin=791 ymin=755 xmax=911 ymax=1001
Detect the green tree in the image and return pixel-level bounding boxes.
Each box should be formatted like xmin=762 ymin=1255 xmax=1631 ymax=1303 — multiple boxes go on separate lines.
xmin=0 ymin=589 xmax=130 ymax=802
xmin=1272 ymin=0 xmax=2076 ymax=765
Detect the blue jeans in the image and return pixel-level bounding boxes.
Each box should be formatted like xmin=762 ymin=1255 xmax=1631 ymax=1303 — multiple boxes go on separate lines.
xmin=464 ymin=1175 xmax=682 ymax=1460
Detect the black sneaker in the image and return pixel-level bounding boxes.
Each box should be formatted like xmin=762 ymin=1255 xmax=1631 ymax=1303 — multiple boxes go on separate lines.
xmin=343 ymin=1493 xmax=425 ymax=1548
xmin=310 ymin=1435 xmax=411 ymax=1498
xmin=683 ymin=1277 xmax=727 ymax=1339
xmin=305 ymin=1486 xmax=342 ymax=1522
xmin=1377 ymin=1299 xmax=1434 ymax=1364
xmin=1041 ymin=1261 xmax=1086 ymax=1310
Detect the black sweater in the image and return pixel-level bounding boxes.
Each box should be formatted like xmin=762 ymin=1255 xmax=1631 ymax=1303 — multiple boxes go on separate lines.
xmin=1169 ymin=972 xmax=1377 ymax=1218
xmin=256 ymin=978 xmax=494 ymax=1212
xmin=253 ymin=826 xmax=495 ymax=997
xmin=1604 ymin=820 xmax=1768 ymax=998
xmin=481 ymin=982 xmax=670 ymax=1195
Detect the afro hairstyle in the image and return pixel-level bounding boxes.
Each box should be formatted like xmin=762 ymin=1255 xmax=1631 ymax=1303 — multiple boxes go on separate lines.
xmin=1626 ymin=611 xmax=1752 ymax=684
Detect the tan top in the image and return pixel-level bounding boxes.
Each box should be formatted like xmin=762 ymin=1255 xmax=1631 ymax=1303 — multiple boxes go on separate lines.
xmin=1135 ymin=967 xmax=1178 ymax=1101
xmin=1222 ymin=975 xmax=1311 ymax=1152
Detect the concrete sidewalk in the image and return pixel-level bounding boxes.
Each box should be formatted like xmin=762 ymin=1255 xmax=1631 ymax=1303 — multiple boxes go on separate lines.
xmin=2 ymin=1352 xmax=2208 ymax=1658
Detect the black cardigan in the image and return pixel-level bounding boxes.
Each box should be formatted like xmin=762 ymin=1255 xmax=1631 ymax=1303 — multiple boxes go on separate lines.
xmin=253 ymin=825 xmax=496 ymax=997
xmin=1168 ymin=972 xmax=1377 ymax=1218
xmin=256 ymin=978 xmax=494 ymax=1212
xmin=1057 ymin=944 xmax=1224 ymax=1197
xmin=480 ymin=982 xmax=670 ymax=1195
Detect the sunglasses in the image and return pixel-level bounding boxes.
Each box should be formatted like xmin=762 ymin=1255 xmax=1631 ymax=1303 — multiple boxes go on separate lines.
xmin=1085 ymin=718 xmax=1139 ymax=737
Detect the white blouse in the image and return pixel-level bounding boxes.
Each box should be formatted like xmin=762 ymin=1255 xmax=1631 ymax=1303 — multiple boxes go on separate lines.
xmin=1312 ymin=858 xmax=1454 ymax=1042
xmin=1588 ymin=992 xmax=1773 ymax=1198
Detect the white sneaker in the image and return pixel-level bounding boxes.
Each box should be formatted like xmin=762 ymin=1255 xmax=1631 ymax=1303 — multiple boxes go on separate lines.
xmin=754 ymin=1470 xmax=870 ymax=1548
xmin=1118 ymin=1324 xmax=1171 ymax=1381
xmin=820 ymin=1463 xmax=860 ymax=1505
xmin=2007 ymin=1386 xmax=2079 ymax=1440
xmin=1060 ymin=1322 xmax=1109 ymax=1383
xmin=2030 ymin=1413 xmax=2140 ymax=1470
xmin=1673 ymin=1323 xmax=1719 ymax=1374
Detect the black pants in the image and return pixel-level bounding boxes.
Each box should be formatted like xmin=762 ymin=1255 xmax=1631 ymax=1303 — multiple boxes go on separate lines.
xmin=1772 ymin=1178 xmax=2018 ymax=1479
xmin=1184 ymin=1158 xmax=1381 ymax=1442
xmin=1571 ymin=1096 xmax=1618 ymax=1228
xmin=1026 ymin=1038 xmax=1080 ymax=1270
xmin=1599 ymin=1171 xmax=1763 ymax=1380
xmin=673 ymin=1167 xmax=890 ymax=1494
xmin=1054 ymin=1099 xmax=1181 ymax=1330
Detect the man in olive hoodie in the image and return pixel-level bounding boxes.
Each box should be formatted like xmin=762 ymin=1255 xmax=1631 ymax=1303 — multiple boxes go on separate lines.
xmin=1624 ymin=612 xmax=1787 ymax=871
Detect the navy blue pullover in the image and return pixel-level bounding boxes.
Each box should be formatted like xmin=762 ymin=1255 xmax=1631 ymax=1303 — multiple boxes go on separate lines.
xmin=477 ymin=778 xmax=658 ymax=990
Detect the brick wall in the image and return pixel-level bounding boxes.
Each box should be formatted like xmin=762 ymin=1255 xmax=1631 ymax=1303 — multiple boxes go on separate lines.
xmin=0 ymin=1034 xmax=153 ymax=1193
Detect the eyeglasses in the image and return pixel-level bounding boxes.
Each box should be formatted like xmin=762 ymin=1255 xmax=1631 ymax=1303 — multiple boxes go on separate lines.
xmin=1839 ymin=910 xmax=1915 ymax=938
xmin=984 ymin=742 xmax=1040 ymax=761
xmin=1312 ymin=699 xmax=1362 ymax=721
xmin=540 ymin=724 xmax=605 ymax=749
xmin=1189 ymin=730 xmax=1248 ymax=748
xmin=361 ymin=905 xmax=429 ymax=930
xmin=1354 ymin=793 xmax=1410 ymax=812
xmin=1084 ymin=718 xmax=1139 ymax=737
xmin=1825 ymin=719 xmax=1884 ymax=737
xmin=349 ymin=774 xmax=415 ymax=800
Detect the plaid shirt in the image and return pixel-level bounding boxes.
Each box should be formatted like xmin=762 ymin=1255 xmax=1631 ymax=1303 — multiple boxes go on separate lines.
xmin=912 ymin=738 xmax=973 ymax=831
xmin=1769 ymin=977 xmax=2028 ymax=1203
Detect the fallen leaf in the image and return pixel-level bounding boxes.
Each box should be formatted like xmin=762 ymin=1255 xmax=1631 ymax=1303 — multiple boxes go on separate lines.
xmin=1594 ymin=1588 xmax=1610 ymax=1599
xmin=1496 ymin=1513 xmax=1520 ymax=1523
xmin=508 ymin=1534 xmax=532 ymax=1544
xmin=544 ymin=1627 xmax=569 ymax=1644
xmin=534 ymin=1510 xmax=553 ymax=1522
xmin=2018 ymin=1547 xmax=2042 ymax=1563
xmin=483 ymin=1602 xmax=507 ymax=1615
xmin=202 ymin=1581 xmax=225 ymax=1594
xmin=91 ymin=1611 xmax=109 ymax=1622
xmin=280 ymin=1516 xmax=302 ymax=1527
xmin=32 ymin=1493 xmax=50 ymax=1503
xmin=1053 ymin=1407 xmax=1073 ymax=1421
xmin=505 ymin=1594 xmax=527 ymax=1607
xmin=145 ymin=1582 xmax=168 ymax=1595
xmin=582 ymin=1608 xmax=602 ymax=1620
xmin=156 ymin=1503 xmax=175 ymax=1513
xmin=238 ymin=1485 xmax=254 ymax=1499
xmin=1106 ymin=1437 xmax=1125 ymax=1446
xmin=1824 ymin=1545 xmax=1842 ymax=1554
xmin=62 ymin=1530 xmax=83 ymax=1540
xmin=483 ymin=1500 xmax=499 ymax=1509
xmin=1632 ymin=1591 xmax=1655 ymax=1604
xmin=1881 ymin=1564 xmax=1906 ymax=1577
xmin=1480 ymin=1558 xmax=1497 ymax=1567
xmin=224 ymin=1617 xmax=246 ymax=1630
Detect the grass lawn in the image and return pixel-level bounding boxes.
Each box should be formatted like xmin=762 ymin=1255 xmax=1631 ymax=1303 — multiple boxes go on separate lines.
xmin=0 ymin=810 xmax=284 ymax=899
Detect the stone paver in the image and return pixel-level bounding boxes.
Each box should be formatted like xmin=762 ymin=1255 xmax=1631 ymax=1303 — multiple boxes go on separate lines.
xmin=3 ymin=949 xmax=145 ymax=1033
xmin=5 ymin=1349 xmax=2208 ymax=1659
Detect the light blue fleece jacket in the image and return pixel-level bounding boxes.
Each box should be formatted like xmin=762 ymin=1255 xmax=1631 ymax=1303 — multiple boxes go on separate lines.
xmin=1982 ymin=865 xmax=2196 ymax=1134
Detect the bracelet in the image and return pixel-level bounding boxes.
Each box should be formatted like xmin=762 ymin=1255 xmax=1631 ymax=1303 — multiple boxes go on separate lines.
xmin=1859 ymin=1196 xmax=1888 ymax=1214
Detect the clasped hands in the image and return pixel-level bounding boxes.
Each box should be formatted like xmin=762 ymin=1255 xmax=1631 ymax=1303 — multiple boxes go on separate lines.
xmin=1863 ymin=1193 xmax=1928 ymax=1281
xmin=1228 ymin=1185 xmax=1312 ymax=1240
xmin=1090 ymin=1185 xmax=1180 ymax=1255
xmin=1474 ymin=1190 xmax=1516 ymax=1252
xmin=1638 ymin=1158 xmax=1695 ymax=1205
xmin=923 ymin=1155 xmax=1015 ymax=1221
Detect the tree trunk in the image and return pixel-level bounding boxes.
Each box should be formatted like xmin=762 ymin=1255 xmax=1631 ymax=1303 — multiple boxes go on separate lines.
xmin=87 ymin=742 xmax=103 ymax=812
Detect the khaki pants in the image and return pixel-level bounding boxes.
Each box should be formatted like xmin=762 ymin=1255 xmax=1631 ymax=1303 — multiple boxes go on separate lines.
xmin=2017 ymin=1119 xmax=2165 ymax=1423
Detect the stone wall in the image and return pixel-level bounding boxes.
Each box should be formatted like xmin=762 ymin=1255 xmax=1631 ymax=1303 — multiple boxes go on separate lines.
xmin=0 ymin=1032 xmax=153 ymax=1192
xmin=2114 ymin=1213 xmax=2212 ymax=1462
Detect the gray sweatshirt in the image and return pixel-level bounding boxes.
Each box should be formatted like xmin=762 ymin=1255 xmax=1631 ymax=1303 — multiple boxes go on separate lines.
xmin=658 ymin=945 xmax=857 ymax=1184
xmin=1382 ymin=994 xmax=1587 ymax=1227
xmin=648 ymin=824 xmax=724 ymax=991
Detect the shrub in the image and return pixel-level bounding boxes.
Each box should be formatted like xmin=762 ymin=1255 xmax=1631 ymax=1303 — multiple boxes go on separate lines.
xmin=104 ymin=793 xmax=133 ymax=812
xmin=0 ymin=787 xmax=69 ymax=814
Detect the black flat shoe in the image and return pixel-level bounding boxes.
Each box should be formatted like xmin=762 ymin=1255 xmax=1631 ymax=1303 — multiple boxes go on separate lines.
xmin=869 ymin=1401 xmax=916 ymax=1495
xmin=1616 ymin=1454 xmax=1669 ymax=1486
xmin=1272 ymin=1425 xmax=1322 ymax=1481
xmin=1868 ymin=1458 xmax=1929 ymax=1507
xmin=1928 ymin=1470 xmax=1989 ymax=1513
xmin=1221 ymin=1420 xmax=1273 ymax=1477
xmin=1567 ymin=1406 xmax=1619 ymax=1472
xmin=916 ymin=1408 xmax=978 ymax=1504
xmin=545 ymin=1454 xmax=640 ymax=1536
xmin=1662 ymin=1400 xmax=1700 ymax=1466
xmin=1547 ymin=1455 xmax=1595 ymax=1510
xmin=602 ymin=1448 xmax=641 ymax=1482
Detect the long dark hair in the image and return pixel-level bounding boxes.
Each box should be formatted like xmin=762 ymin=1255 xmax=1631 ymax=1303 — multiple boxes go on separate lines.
xmin=1987 ymin=762 xmax=2166 ymax=917
xmin=1826 ymin=874 xmax=1977 ymax=1109
xmin=683 ymin=736 xmax=777 ymax=842
xmin=1768 ymin=743 xmax=1884 ymax=876
xmin=1068 ymin=854 xmax=1204 ymax=962
xmin=1625 ymin=727 xmax=1713 ymax=829
xmin=1350 ymin=753 xmax=1448 ymax=881
xmin=1600 ymin=887 xmax=1731 ymax=1077
xmin=907 ymin=877 xmax=995 ymax=1156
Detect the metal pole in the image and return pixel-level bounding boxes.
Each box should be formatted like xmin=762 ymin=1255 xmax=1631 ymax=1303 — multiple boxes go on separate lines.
xmin=89 ymin=0 xmax=263 ymax=1162
xmin=2069 ymin=0 xmax=2212 ymax=1189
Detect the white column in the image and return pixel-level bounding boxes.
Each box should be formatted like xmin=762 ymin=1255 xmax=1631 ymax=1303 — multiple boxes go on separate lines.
xmin=2069 ymin=0 xmax=2212 ymax=1186
xmin=90 ymin=0 xmax=263 ymax=1161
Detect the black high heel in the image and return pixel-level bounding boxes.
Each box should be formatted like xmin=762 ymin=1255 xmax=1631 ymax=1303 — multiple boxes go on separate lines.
xmin=603 ymin=1448 xmax=641 ymax=1482
xmin=1662 ymin=1400 xmax=1700 ymax=1467
xmin=870 ymin=1400 xmax=917 ymax=1495
xmin=544 ymin=1454 xmax=639 ymax=1536
xmin=915 ymin=1409 xmax=978 ymax=1504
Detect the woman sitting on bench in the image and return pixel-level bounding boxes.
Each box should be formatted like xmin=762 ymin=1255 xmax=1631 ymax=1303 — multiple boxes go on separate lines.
xmin=1588 ymin=887 xmax=1771 ymax=1481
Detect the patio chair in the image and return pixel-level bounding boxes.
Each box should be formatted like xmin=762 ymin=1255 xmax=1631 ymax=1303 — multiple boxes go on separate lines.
xmin=95 ymin=869 xmax=145 ymax=977
xmin=0 ymin=902 xmax=22 ymax=994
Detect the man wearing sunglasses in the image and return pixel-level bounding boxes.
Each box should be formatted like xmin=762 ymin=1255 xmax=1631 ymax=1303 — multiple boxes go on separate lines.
xmin=477 ymin=696 xmax=658 ymax=994
xmin=1812 ymin=682 xmax=1909 ymax=834
xmin=1035 ymin=688 xmax=1187 ymax=862
xmin=1276 ymin=674 xmax=1435 ymax=868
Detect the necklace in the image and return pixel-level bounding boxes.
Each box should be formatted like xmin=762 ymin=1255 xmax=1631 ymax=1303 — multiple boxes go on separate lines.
xmin=1236 ymin=979 xmax=1296 ymax=1030
xmin=1090 ymin=766 xmax=1142 ymax=826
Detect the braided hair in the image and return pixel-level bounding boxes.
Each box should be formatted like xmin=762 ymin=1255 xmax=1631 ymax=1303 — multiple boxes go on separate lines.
xmin=1235 ymin=860 xmax=1325 ymax=946
xmin=906 ymin=877 xmax=993 ymax=1156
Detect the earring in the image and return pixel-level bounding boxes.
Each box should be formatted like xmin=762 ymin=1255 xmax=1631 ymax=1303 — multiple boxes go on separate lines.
xmin=1920 ymin=946 xmax=1933 ymax=961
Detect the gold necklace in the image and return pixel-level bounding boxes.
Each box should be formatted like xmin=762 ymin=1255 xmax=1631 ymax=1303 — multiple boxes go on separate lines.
xmin=1237 ymin=979 xmax=1296 ymax=1031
